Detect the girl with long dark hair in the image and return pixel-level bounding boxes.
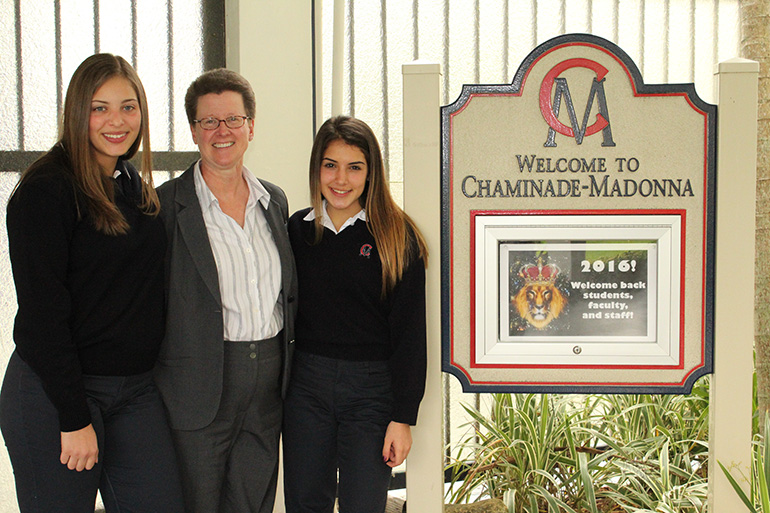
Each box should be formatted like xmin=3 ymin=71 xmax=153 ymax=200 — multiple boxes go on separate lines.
xmin=0 ymin=53 xmax=183 ymax=512
xmin=283 ymin=115 xmax=428 ymax=513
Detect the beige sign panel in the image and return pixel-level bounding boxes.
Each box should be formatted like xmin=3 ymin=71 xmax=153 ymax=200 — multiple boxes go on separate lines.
xmin=441 ymin=34 xmax=715 ymax=393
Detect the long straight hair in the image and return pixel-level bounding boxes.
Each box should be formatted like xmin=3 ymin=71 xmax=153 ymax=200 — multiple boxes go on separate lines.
xmin=21 ymin=53 xmax=158 ymax=235
xmin=308 ymin=116 xmax=428 ymax=295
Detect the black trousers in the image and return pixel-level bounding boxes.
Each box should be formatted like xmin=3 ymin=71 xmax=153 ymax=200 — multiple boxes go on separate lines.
xmin=0 ymin=351 xmax=184 ymax=513
xmin=171 ymin=336 xmax=283 ymax=513
xmin=282 ymin=351 xmax=394 ymax=513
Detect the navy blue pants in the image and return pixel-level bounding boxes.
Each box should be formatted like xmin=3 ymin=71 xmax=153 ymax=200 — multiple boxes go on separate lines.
xmin=282 ymin=351 xmax=393 ymax=513
xmin=0 ymin=352 xmax=184 ymax=513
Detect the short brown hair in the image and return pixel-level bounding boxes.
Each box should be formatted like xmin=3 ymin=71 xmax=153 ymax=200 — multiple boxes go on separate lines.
xmin=184 ymin=68 xmax=256 ymax=124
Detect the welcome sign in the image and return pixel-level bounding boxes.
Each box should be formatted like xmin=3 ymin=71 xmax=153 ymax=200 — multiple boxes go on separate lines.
xmin=441 ymin=34 xmax=715 ymax=393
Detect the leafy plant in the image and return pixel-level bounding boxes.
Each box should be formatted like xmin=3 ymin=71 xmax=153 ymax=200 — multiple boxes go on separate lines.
xmin=445 ymin=377 xmax=710 ymax=513
xmin=445 ymin=394 xmax=598 ymax=512
xmin=598 ymin=439 xmax=707 ymax=512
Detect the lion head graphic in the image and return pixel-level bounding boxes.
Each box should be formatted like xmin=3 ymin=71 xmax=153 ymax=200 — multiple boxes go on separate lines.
xmin=512 ymin=259 xmax=566 ymax=330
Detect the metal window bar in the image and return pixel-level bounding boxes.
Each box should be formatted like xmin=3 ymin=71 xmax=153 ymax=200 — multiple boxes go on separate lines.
xmin=14 ymin=0 xmax=23 ymax=152
xmin=380 ymin=0 xmax=389 ymax=173
xmin=347 ymin=0 xmax=355 ymax=117
xmin=167 ymin=0 xmax=175 ymax=152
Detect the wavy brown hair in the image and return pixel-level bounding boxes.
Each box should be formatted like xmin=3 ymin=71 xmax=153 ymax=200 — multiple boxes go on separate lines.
xmin=308 ymin=116 xmax=428 ymax=295
xmin=21 ymin=53 xmax=158 ymax=235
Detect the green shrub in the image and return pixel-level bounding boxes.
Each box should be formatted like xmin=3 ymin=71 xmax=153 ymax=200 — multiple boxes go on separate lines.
xmin=445 ymin=377 xmax=710 ymax=513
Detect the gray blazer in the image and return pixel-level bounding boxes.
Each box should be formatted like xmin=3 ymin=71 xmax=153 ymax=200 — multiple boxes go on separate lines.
xmin=154 ymin=163 xmax=297 ymax=431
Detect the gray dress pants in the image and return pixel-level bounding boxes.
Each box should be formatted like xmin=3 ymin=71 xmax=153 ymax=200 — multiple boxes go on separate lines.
xmin=171 ymin=335 xmax=283 ymax=513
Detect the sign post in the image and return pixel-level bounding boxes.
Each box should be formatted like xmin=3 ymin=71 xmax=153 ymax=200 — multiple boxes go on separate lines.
xmin=403 ymin=61 xmax=444 ymax=513
xmin=709 ymin=58 xmax=759 ymax=513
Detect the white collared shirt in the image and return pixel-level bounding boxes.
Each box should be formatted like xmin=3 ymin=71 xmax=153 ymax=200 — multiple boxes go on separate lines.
xmin=194 ymin=161 xmax=283 ymax=341
xmin=303 ymin=200 xmax=367 ymax=234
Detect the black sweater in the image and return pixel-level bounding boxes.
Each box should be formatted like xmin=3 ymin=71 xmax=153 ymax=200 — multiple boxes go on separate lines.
xmin=6 ymin=146 xmax=166 ymax=431
xmin=288 ymin=208 xmax=426 ymax=424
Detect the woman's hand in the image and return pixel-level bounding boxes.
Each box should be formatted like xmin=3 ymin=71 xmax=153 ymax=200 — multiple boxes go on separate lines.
xmin=60 ymin=424 xmax=99 ymax=471
xmin=382 ymin=421 xmax=412 ymax=468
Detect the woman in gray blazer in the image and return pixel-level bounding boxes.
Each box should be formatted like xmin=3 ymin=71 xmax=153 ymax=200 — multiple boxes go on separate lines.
xmin=154 ymin=68 xmax=297 ymax=513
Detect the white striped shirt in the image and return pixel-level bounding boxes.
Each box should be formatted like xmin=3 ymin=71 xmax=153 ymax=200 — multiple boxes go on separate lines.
xmin=194 ymin=161 xmax=283 ymax=341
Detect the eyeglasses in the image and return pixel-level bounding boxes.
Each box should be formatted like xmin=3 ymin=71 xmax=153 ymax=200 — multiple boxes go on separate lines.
xmin=193 ymin=116 xmax=251 ymax=130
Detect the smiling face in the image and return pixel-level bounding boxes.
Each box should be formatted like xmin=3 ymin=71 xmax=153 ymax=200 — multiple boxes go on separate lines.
xmin=88 ymin=76 xmax=141 ymax=173
xmin=191 ymin=90 xmax=254 ymax=175
xmin=319 ymin=139 xmax=369 ymax=229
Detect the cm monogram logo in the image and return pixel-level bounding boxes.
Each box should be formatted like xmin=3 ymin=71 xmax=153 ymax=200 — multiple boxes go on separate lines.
xmin=539 ymin=58 xmax=616 ymax=147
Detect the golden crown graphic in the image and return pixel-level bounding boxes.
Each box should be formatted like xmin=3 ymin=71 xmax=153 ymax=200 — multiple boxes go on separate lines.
xmin=519 ymin=258 xmax=560 ymax=285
